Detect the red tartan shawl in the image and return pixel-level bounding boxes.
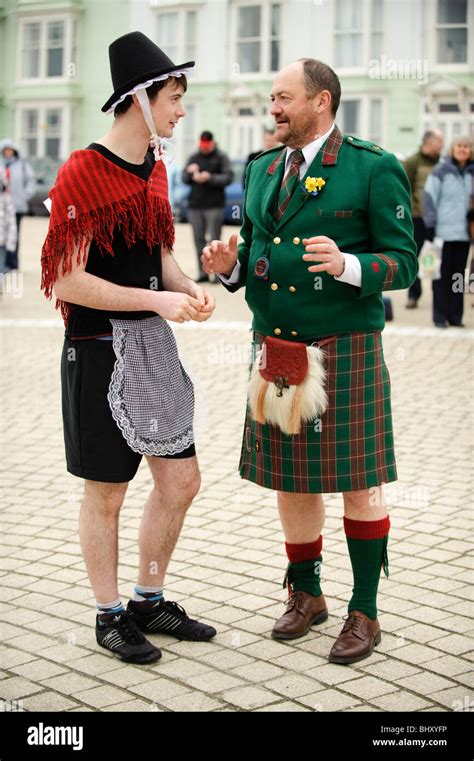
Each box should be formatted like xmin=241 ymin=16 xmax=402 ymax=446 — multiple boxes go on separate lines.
xmin=41 ymin=148 xmax=175 ymax=326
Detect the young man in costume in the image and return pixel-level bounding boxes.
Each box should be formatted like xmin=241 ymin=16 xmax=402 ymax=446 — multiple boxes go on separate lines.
xmin=202 ymin=59 xmax=417 ymax=665
xmin=41 ymin=32 xmax=217 ymax=664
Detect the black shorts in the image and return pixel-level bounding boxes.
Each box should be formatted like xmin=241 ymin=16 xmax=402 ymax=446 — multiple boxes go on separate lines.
xmin=61 ymin=337 xmax=196 ymax=483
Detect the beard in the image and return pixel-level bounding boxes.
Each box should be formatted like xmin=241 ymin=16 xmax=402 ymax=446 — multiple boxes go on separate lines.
xmin=276 ymin=112 xmax=316 ymax=148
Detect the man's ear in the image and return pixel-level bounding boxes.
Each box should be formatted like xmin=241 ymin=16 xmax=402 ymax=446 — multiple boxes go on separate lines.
xmin=131 ymin=93 xmax=140 ymax=109
xmin=316 ymin=90 xmax=332 ymax=114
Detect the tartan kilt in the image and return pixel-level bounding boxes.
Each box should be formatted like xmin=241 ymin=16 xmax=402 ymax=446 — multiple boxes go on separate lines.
xmin=239 ymin=331 xmax=397 ymax=493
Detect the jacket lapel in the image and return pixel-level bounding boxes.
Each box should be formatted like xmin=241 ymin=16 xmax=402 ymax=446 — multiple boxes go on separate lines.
xmin=261 ymin=148 xmax=286 ymax=229
xmin=273 ymin=125 xmax=344 ymax=231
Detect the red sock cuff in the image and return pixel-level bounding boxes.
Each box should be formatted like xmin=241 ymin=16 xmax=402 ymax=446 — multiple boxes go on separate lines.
xmin=285 ymin=535 xmax=323 ymax=563
xmin=344 ymin=515 xmax=390 ymax=540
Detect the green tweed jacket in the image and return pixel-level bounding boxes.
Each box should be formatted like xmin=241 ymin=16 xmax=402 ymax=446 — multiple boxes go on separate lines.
xmin=231 ymin=125 xmax=418 ymax=342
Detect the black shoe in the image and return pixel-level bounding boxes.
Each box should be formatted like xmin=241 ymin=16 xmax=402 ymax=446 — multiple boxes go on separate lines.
xmin=195 ymin=273 xmax=209 ymax=283
xmin=448 ymin=321 xmax=465 ymax=327
xmin=127 ymin=598 xmax=217 ymax=641
xmin=406 ymin=298 xmax=418 ymax=309
xmin=434 ymin=321 xmax=448 ymax=328
xmin=96 ymin=611 xmax=162 ymax=664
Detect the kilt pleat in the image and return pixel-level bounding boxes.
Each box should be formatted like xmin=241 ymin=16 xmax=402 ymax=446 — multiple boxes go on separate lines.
xmin=239 ymin=331 xmax=397 ymax=493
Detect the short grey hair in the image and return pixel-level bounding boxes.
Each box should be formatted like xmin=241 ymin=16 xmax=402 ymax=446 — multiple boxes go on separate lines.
xmin=297 ymin=58 xmax=341 ymax=116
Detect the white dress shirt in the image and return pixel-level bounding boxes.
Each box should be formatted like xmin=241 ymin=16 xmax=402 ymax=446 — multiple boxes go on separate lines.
xmin=219 ymin=123 xmax=362 ymax=287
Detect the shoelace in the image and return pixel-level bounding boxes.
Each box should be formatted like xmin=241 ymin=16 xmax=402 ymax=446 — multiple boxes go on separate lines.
xmin=284 ymin=591 xmax=307 ymax=614
xmin=164 ymin=600 xmax=189 ymax=620
xmin=117 ymin=614 xmax=146 ymax=644
xmin=341 ymin=613 xmax=362 ymax=636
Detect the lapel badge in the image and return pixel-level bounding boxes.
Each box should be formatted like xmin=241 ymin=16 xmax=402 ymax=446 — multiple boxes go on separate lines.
xmin=254 ymin=256 xmax=270 ymax=280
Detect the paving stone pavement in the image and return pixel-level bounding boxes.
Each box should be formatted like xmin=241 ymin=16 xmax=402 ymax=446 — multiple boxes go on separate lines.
xmin=0 ymin=219 xmax=473 ymax=713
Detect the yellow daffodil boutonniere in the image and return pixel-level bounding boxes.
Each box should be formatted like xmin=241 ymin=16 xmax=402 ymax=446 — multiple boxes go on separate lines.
xmin=302 ymin=176 xmax=326 ymax=200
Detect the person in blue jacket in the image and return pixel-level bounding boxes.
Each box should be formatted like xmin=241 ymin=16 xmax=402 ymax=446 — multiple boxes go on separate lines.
xmin=423 ymin=136 xmax=474 ymax=328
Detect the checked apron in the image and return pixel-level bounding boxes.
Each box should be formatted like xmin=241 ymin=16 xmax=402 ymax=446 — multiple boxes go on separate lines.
xmin=240 ymin=331 xmax=397 ymax=493
xmin=107 ymin=315 xmax=195 ymax=456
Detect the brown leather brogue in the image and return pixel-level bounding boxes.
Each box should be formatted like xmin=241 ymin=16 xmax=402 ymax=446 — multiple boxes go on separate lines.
xmin=328 ymin=610 xmax=381 ymax=664
xmin=271 ymin=591 xmax=328 ymax=640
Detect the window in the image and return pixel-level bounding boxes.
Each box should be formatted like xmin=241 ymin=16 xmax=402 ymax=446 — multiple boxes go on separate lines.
xmin=369 ymin=98 xmax=382 ymax=144
xmin=21 ymin=109 xmax=38 ymax=158
xmin=157 ymin=13 xmax=178 ymax=63
xmin=21 ymin=22 xmax=40 ymax=78
xmin=71 ymin=19 xmax=78 ymax=76
xmin=335 ymin=0 xmax=363 ymax=67
xmin=338 ymin=97 xmax=386 ymax=144
xmin=45 ymin=108 xmax=61 ymax=159
xmin=18 ymin=104 xmax=67 ymax=159
xmin=47 ymin=21 xmax=64 ymax=77
xmin=335 ymin=0 xmax=385 ymax=69
xmin=238 ymin=5 xmax=261 ymax=73
xmin=439 ymin=103 xmax=461 ymax=112
xmin=270 ymin=3 xmax=280 ymax=72
xmin=156 ymin=9 xmax=197 ymax=65
xmin=235 ymin=2 xmax=281 ymax=75
xmin=19 ymin=17 xmax=76 ymax=80
xmin=340 ymin=99 xmax=360 ymax=134
xmin=182 ymin=102 xmax=196 ymax=161
xmin=436 ymin=0 xmax=468 ymax=63
xmin=370 ymin=0 xmax=384 ymax=60
xmin=421 ymin=96 xmax=470 ymax=147
xmin=185 ymin=10 xmax=197 ymax=61
xmin=228 ymin=106 xmax=259 ymax=157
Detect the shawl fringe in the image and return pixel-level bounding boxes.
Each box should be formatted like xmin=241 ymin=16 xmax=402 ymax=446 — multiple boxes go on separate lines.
xmin=41 ymin=188 xmax=175 ymax=326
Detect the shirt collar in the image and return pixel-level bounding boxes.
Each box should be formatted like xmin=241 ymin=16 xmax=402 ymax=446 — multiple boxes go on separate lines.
xmin=284 ymin=122 xmax=335 ymax=174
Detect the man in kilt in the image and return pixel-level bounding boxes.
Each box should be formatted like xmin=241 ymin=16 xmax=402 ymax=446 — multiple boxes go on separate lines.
xmin=202 ymin=59 xmax=417 ymax=664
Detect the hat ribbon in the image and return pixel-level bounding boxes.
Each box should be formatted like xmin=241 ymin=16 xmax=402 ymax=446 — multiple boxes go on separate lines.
xmin=135 ymin=88 xmax=175 ymax=165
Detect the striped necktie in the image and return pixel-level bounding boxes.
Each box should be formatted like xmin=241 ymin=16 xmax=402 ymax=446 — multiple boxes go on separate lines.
xmin=273 ymin=149 xmax=305 ymax=221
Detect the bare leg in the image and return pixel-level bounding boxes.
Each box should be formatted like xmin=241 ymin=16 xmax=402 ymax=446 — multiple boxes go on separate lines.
xmin=277 ymin=491 xmax=325 ymax=542
xmin=79 ymin=480 xmax=129 ymax=604
xmin=137 ymin=455 xmax=201 ymax=587
xmin=343 ymin=486 xmax=388 ymax=519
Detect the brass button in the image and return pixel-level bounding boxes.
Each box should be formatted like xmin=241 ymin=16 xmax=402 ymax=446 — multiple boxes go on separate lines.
xmin=289 ymin=286 xmax=296 ymax=292
xmin=274 ymin=327 xmax=281 ymax=336
xmin=270 ymin=282 xmax=278 ymax=291
xmin=293 ymin=237 xmax=300 ymax=245
xmin=273 ymin=236 xmax=281 ymax=244
xmin=291 ymin=330 xmax=298 ymax=336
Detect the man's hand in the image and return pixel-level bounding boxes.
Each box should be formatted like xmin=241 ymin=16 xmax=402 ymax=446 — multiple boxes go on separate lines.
xmin=186 ymin=283 xmax=216 ymax=322
xmin=193 ymin=170 xmax=211 ymax=183
xmin=201 ymin=234 xmax=239 ymax=276
xmin=186 ymin=162 xmax=200 ymax=174
xmin=302 ymin=236 xmax=345 ymax=277
xmin=153 ymin=291 xmax=202 ymax=323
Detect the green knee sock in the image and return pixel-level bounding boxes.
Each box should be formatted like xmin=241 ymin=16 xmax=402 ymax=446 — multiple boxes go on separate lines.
xmin=283 ymin=556 xmax=323 ymax=597
xmin=344 ymin=516 xmax=390 ymax=620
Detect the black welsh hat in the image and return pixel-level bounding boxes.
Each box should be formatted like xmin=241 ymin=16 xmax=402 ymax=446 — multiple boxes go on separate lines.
xmin=101 ymin=31 xmax=195 ymax=113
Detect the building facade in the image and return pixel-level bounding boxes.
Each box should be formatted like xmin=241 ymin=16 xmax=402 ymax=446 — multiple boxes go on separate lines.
xmin=0 ymin=0 xmax=473 ymax=169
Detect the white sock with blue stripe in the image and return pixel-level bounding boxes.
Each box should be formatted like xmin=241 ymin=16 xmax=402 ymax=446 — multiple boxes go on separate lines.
xmin=132 ymin=584 xmax=164 ymax=604
xmin=96 ymin=598 xmax=125 ymax=625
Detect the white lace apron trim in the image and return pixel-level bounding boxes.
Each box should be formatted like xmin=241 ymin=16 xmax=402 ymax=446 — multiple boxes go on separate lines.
xmin=107 ymin=315 xmax=195 ymax=456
